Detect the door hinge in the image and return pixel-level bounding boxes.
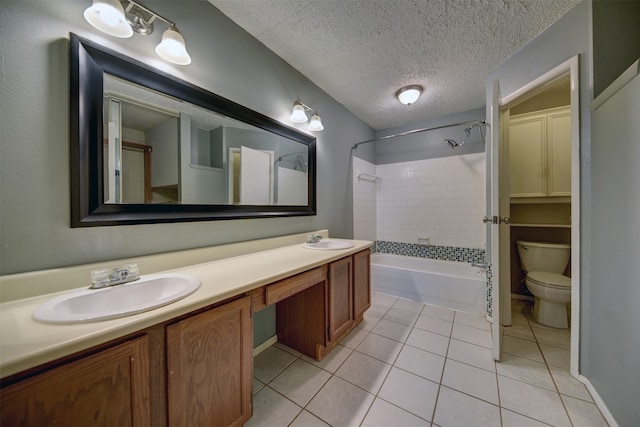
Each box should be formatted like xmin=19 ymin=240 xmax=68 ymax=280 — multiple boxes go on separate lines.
xmin=483 ymin=216 xmax=511 ymax=224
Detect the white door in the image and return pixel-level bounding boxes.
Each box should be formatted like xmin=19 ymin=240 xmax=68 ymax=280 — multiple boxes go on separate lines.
xmin=487 ymin=79 xmax=503 ymax=361
xmin=240 ymin=146 xmax=272 ymax=205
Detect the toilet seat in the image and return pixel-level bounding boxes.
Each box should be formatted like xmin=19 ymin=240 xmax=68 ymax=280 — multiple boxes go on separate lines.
xmin=527 ymin=271 xmax=571 ymax=289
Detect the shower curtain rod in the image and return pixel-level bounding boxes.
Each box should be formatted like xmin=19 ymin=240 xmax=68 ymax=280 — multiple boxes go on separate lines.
xmin=351 ymin=119 xmax=486 ymax=150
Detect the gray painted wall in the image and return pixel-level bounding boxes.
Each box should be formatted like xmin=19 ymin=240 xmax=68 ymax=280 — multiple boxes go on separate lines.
xmin=592 ymin=0 xmax=640 ymax=97
xmin=0 ymin=0 xmax=374 ymax=276
xmin=590 ymin=73 xmax=640 ymax=427
xmin=374 ymin=108 xmax=486 ymax=165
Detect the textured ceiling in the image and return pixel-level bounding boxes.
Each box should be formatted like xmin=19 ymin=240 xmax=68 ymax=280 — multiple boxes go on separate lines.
xmin=207 ymin=0 xmax=580 ymax=130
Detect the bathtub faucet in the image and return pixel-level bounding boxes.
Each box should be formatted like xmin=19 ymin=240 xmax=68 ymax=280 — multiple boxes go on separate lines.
xmin=471 ymin=262 xmax=489 ymax=270
xmin=306 ymin=234 xmax=323 ymax=244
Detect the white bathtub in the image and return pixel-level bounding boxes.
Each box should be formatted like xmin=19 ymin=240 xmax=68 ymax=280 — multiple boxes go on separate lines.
xmin=371 ymin=253 xmax=486 ymax=314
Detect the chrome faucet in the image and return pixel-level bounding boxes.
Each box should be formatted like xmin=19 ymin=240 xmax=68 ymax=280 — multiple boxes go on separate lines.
xmin=471 ymin=262 xmax=489 ymax=270
xmin=306 ymin=234 xmax=323 ymax=244
xmin=90 ymin=263 xmax=139 ymax=289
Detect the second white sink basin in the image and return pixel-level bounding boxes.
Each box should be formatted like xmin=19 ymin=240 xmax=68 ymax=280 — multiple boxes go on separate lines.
xmin=33 ymin=274 xmax=201 ymax=324
xmin=302 ymin=239 xmax=355 ymax=250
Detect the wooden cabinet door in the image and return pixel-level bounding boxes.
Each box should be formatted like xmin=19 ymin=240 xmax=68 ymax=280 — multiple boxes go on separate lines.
xmin=509 ymin=115 xmax=547 ymax=197
xmin=0 ymin=336 xmax=150 ymax=427
xmin=328 ymin=257 xmax=354 ymax=342
xmin=547 ymin=110 xmax=572 ymax=196
xmin=166 ymin=296 xmax=252 ymax=427
xmin=353 ymin=249 xmax=371 ymax=321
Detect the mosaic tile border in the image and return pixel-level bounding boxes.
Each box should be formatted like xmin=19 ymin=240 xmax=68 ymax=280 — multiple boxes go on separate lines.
xmin=373 ymin=240 xmax=486 ymax=264
xmin=486 ymin=264 xmax=493 ymax=319
xmin=373 ymin=240 xmax=491 ymax=317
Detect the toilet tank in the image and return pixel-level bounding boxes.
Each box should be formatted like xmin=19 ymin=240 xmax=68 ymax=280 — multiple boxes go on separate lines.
xmin=516 ymin=240 xmax=571 ymax=273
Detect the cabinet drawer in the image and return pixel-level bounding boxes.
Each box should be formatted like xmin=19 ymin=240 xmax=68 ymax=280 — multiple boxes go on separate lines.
xmin=265 ymin=265 xmax=327 ymax=305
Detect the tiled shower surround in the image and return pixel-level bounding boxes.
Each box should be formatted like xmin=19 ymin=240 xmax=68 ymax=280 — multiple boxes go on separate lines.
xmin=353 ymin=154 xmax=486 ymax=252
xmin=353 ymin=153 xmax=491 ymax=317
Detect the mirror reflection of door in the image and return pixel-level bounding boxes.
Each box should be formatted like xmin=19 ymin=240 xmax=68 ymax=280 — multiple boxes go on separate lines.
xmin=104 ymin=94 xmax=178 ymax=204
xmin=228 ymin=146 xmax=274 ymax=205
xmin=121 ymin=142 xmax=152 ymax=203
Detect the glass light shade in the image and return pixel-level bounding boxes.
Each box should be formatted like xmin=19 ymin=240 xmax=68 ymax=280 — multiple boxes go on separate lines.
xmin=155 ymin=27 xmax=192 ymax=65
xmin=290 ymin=103 xmax=308 ymax=123
xmin=396 ymin=85 xmax=423 ymax=105
xmin=84 ymin=0 xmax=133 ymax=38
xmin=308 ymin=114 xmax=324 ymax=131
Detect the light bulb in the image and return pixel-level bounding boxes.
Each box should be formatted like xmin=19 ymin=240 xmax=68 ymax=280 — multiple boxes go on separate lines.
xmin=155 ymin=26 xmax=191 ymax=65
xmin=290 ymin=103 xmax=308 ymax=123
xmin=84 ymin=0 xmax=133 ymax=38
xmin=308 ymin=114 xmax=324 ymax=131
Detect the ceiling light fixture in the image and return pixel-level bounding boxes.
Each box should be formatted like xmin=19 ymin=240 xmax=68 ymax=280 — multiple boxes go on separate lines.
xmin=290 ymin=100 xmax=324 ymax=131
xmin=396 ymin=85 xmax=423 ymax=105
xmin=83 ymin=0 xmax=191 ymax=65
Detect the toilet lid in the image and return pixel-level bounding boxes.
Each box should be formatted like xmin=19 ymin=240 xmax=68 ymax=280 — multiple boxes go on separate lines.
xmin=527 ymin=271 xmax=571 ymax=288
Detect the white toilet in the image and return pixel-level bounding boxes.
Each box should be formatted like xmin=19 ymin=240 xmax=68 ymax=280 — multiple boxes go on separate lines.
xmin=516 ymin=240 xmax=571 ymax=328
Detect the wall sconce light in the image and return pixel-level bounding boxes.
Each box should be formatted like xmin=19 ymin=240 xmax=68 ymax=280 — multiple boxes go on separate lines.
xmin=290 ymin=100 xmax=324 ymax=131
xmin=396 ymin=85 xmax=423 ymax=105
xmin=84 ymin=0 xmax=191 ymax=65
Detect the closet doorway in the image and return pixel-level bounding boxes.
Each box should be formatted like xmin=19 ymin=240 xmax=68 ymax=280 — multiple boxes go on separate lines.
xmin=488 ymin=56 xmax=580 ymax=377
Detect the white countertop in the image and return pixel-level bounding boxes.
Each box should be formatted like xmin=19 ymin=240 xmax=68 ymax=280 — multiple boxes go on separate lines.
xmin=0 ymin=239 xmax=372 ymax=378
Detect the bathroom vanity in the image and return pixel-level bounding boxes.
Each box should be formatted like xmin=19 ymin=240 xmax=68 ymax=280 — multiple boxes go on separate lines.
xmin=0 ymin=235 xmax=371 ymax=426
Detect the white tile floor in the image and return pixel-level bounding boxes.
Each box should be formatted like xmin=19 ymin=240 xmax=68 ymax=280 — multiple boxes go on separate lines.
xmin=248 ymin=294 xmax=608 ymax=427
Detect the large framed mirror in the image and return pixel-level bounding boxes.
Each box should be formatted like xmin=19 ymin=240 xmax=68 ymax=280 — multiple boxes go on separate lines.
xmin=70 ymin=33 xmax=316 ymax=227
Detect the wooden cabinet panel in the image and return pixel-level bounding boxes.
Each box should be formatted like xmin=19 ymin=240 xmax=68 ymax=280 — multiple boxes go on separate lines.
xmin=509 ymin=107 xmax=571 ymax=199
xmin=548 ymin=111 xmax=572 ymax=196
xmin=167 ymin=296 xmax=252 ymax=427
xmin=509 ymin=116 xmax=547 ymax=197
xmin=276 ymin=281 xmax=327 ymax=359
xmin=0 ymin=336 xmax=150 ymax=427
xmin=328 ymin=257 xmax=353 ymax=342
xmin=266 ymin=266 xmax=327 ymax=305
xmin=353 ymin=249 xmax=371 ymax=321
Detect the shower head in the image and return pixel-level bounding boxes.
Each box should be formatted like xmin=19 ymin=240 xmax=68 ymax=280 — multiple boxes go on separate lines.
xmin=445 ymin=139 xmax=460 ymax=149
xmin=445 ymin=121 xmax=487 ymax=149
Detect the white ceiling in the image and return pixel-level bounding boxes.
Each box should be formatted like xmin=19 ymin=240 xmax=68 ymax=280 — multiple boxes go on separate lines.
xmin=207 ymin=0 xmax=580 ymax=130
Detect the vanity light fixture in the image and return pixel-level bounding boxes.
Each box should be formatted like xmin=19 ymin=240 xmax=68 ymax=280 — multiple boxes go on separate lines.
xmin=396 ymin=85 xmax=423 ymax=105
xmin=83 ymin=0 xmax=192 ymax=65
xmin=290 ymin=100 xmax=324 ymax=131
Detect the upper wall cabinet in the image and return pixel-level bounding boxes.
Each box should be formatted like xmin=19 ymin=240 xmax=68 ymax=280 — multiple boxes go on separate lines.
xmin=508 ymin=106 xmax=571 ymax=199
xmin=70 ymin=34 xmax=316 ymax=227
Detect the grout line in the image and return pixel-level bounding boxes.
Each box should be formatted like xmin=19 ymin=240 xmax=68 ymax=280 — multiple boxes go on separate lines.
xmin=256 ymin=296 xmax=586 ymax=427
xmin=520 ymin=299 xmax=577 ymax=426
xmin=429 ymin=310 xmax=456 ymax=425
xmin=494 ymin=321 xmax=504 ymax=426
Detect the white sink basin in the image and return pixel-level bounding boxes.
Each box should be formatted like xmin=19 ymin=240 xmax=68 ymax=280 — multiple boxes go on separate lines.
xmin=302 ymin=239 xmax=355 ymax=250
xmin=33 ymin=274 xmax=201 ymax=324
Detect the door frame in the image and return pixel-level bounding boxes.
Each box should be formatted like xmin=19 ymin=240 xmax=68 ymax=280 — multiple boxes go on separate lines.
xmin=490 ymin=55 xmax=580 ymax=376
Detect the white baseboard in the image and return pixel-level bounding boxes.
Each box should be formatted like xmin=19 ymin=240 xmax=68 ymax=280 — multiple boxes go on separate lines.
xmin=579 ymin=374 xmax=619 ymax=427
xmin=253 ymin=335 xmax=278 ymax=357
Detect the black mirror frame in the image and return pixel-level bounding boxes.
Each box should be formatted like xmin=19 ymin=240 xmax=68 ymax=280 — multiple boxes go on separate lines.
xmin=70 ymin=33 xmax=316 ymax=227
